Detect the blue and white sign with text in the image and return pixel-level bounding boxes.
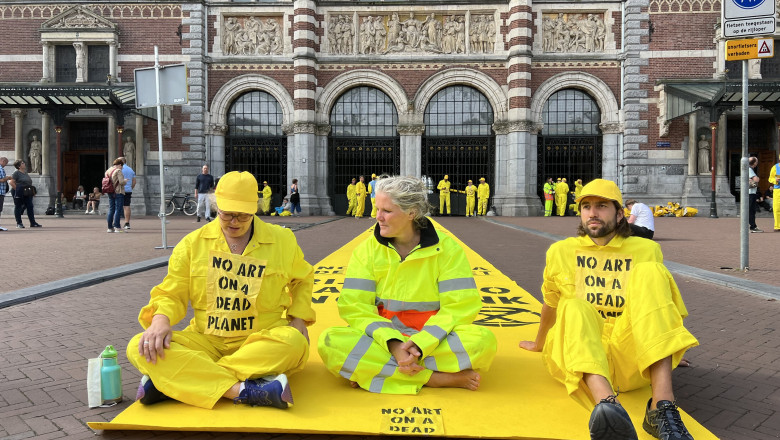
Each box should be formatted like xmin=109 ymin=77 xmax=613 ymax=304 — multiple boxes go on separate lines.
xmin=722 ymin=0 xmax=776 ymax=37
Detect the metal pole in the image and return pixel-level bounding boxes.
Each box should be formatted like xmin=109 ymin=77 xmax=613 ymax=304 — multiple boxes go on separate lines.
xmin=154 ymin=46 xmax=171 ymax=249
xmin=55 ymin=127 xmax=63 ymax=218
xmin=709 ymin=122 xmax=718 ymax=218
xmin=739 ymin=59 xmax=749 ymax=270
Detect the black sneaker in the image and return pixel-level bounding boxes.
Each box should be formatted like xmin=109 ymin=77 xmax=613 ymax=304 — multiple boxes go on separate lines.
xmin=589 ymin=395 xmax=638 ymax=440
xmin=643 ymin=399 xmax=693 ymax=440
xmin=136 ymin=375 xmax=170 ymax=405
xmin=197 ymin=216 xmax=201 ymax=222
xmin=233 ymin=374 xmax=292 ymax=409
xmin=750 ymin=228 xmax=763 ymax=233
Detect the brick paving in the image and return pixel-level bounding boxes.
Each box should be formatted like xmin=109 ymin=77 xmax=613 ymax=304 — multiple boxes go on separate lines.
xmin=0 ymin=213 xmax=778 ymax=439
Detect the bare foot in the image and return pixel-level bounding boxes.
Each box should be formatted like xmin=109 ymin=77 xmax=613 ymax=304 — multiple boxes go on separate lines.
xmin=426 ymin=370 xmax=481 ymax=391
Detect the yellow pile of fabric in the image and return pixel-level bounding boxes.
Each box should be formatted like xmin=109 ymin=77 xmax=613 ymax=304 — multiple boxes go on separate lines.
xmin=652 ymin=202 xmax=697 ymax=217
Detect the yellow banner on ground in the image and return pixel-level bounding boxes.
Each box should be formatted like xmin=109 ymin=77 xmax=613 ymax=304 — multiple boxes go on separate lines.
xmin=89 ymin=221 xmax=716 ymax=439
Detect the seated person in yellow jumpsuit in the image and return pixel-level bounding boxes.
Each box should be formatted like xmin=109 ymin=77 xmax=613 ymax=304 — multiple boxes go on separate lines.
xmin=127 ymin=171 xmax=316 ymax=409
xmin=346 ymin=178 xmax=357 ymax=216
xmin=355 ymin=175 xmax=367 ymax=218
xmin=437 ymin=174 xmax=451 ymax=215
xmin=477 ymin=177 xmax=490 ymax=215
xmin=520 ymin=179 xmax=697 ymax=440
xmin=319 ymin=175 xmax=497 ymax=393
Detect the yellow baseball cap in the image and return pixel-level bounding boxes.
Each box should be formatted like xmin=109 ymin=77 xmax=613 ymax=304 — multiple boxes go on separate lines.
xmin=479 ymin=177 xmax=485 ymax=181
xmin=215 ymin=171 xmax=259 ymax=214
xmin=468 ymin=179 xmax=473 ymax=183
xmin=574 ymin=179 xmax=623 ymax=205
xmin=562 ymin=178 xmax=567 ymax=182
xmin=371 ymin=173 xmax=377 ymax=178
xmin=444 ymin=175 xmax=449 ymax=179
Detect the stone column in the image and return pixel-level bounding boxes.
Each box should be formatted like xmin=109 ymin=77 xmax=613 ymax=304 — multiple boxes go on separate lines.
xmin=717 ymin=114 xmax=727 ymax=176
xmin=688 ymin=112 xmax=697 ymax=175
xmin=397 ymin=124 xmax=424 ymax=177
xmin=493 ymin=120 xmax=543 ymax=216
xmin=109 ymin=41 xmax=117 ymax=80
xmin=41 ymin=114 xmax=50 ymax=176
xmin=208 ymin=124 xmax=227 ymax=177
xmin=41 ymin=43 xmax=51 ymax=82
xmin=135 ymin=115 xmax=145 ymax=175
xmin=11 ymin=109 xmax=25 ymax=161
xmin=315 ymin=124 xmax=333 ymax=215
xmin=600 ymin=122 xmax=623 ymax=183
xmin=107 ymin=116 xmax=117 ymax=161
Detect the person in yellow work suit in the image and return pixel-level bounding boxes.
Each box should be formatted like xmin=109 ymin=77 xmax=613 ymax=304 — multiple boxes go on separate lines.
xmin=354 ymin=175 xmax=367 ymax=218
xmin=477 ymin=177 xmax=490 ymax=215
xmin=464 ymin=180 xmax=476 ymax=217
xmin=437 ymin=174 xmax=451 ymax=215
xmin=261 ymin=180 xmax=272 ymax=215
xmin=520 ymin=179 xmax=697 ymax=440
xmin=345 ymin=177 xmax=357 ymax=216
xmin=555 ymin=177 xmax=569 ymax=216
xmin=318 ymin=175 xmax=497 ymax=394
xmin=572 ymin=178 xmax=583 ymax=215
xmin=127 ymin=171 xmax=315 ymax=410
xmin=770 ymin=157 xmax=780 ymax=231
xmin=543 ymin=177 xmax=555 ymax=216
xmin=368 ymin=173 xmax=378 ymax=218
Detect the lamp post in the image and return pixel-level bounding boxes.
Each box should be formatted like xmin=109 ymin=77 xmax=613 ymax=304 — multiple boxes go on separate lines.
xmin=117 ymin=125 xmax=124 ymax=158
xmin=708 ymin=122 xmax=718 ymax=218
xmin=54 ymin=125 xmax=63 ymax=218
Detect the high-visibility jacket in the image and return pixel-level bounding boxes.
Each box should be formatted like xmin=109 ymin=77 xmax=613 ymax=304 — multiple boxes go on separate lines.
xmin=477 ymin=182 xmax=490 ymax=199
xmin=346 ymin=183 xmax=356 ymax=201
xmin=544 ymin=182 xmax=555 ymax=201
xmin=137 ymin=217 xmax=316 ymax=336
xmin=338 ymin=219 xmax=484 ymax=357
xmin=368 ymin=179 xmax=377 ymax=198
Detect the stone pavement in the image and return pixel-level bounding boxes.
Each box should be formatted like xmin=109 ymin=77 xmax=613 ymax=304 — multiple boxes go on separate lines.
xmin=0 ymin=213 xmax=778 ymax=439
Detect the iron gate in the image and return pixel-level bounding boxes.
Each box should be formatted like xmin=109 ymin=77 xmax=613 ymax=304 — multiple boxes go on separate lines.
xmin=536 ymin=136 xmax=602 ymax=203
xmin=328 ymin=138 xmax=400 ymax=215
xmin=225 ymin=137 xmax=287 ymax=208
xmin=421 ymin=137 xmax=495 ymax=215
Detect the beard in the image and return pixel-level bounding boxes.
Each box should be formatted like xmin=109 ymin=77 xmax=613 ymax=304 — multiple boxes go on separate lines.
xmin=581 ymin=216 xmax=617 ymax=239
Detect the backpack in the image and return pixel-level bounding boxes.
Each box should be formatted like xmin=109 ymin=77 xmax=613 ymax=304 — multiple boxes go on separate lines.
xmin=101 ymin=168 xmax=117 ymax=194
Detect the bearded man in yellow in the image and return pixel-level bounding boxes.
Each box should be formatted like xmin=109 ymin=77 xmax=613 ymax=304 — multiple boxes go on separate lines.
xmin=477 ymin=177 xmax=490 ymax=215
xmin=261 ymin=180 xmax=272 ymax=215
xmin=464 ymin=180 xmax=476 ymax=217
xmin=127 ymin=171 xmax=315 ymax=410
xmin=520 ymin=179 xmax=697 ymax=440
xmin=437 ymin=174 xmax=451 ymax=215
xmin=555 ymin=178 xmax=569 ymax=216
xmin=354 ymin=175 xmax=367 ymax=218
xmin=346 ymin=178 xmax=357 ymax=216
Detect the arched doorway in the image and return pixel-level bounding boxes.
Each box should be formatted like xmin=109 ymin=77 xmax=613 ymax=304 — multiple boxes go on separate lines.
xmin=225 ymin=91 xmax=287 ymax=208
xmin=422 ymin=85 xmax=495 ymax=215
xmin=328 ymin=86 xmax=400 ymax=215
xmin=537 ymin=89 xmax=602 ymax=204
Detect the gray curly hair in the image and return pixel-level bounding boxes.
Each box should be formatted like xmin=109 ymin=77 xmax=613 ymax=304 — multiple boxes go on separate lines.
xmin=374 ymin=175 xmax=431 ymax=229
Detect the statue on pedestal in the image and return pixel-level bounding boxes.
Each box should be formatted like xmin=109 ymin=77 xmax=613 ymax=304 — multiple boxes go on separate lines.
xmin=123 ymin=136 xmax=136 ymax=170
xmin=29 ymin=135 xmax=42 ymax=174
xmin=697 ymin=134 xmax=711 ymax=175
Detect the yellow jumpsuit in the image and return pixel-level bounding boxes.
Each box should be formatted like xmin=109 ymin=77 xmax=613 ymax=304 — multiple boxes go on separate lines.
xmin=544 ymin=182 xmax=555 ymax=216
xmin=318 ymin=220 xmax=497 ymax=394
xmin=540 ymin=235 xmax=698 ymax=409
xmin=465 ymin=185 xmax=476 ymax=216
xmin=573 ymin=181 xmax=583 ymax=215
xmin=126 ymin=218 xmax=316 ymax=409
xmin=770 ymin=163 xmax=780 ymax=231
xmin=477 ymin=182 xmax=490 ymax=215
xmin=555 ymin=181 xmax=569 ymax=216
xmin=346 ymin=183 xmax=356 ymax=216
xmin=261 ymin=185 xmax=272 ymax=214
xmin=437 ymin=179 xmax=451 ymax=214
xmin=369 ymin=179 xmax=378 ymax=218
xmin=354 ymin=181 xmax=367 ymax=218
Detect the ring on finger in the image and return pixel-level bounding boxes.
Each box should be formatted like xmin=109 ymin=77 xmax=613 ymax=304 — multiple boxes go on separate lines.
xmin=143 ymin=341 xmax=150 ymax=345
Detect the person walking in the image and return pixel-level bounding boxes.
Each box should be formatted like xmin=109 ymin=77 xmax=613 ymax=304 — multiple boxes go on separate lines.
xmin=345 ymin=178 xmax=356 ymax=216
xmin=8 ymin=159 xmax=42 ymax=229
xmin=437 ymin=174 xmax=451 ymax=216
xmin=771 ymin=155 xmax=780 ymax=232
xmin=354 ymin=175 xmax=367 ymax=218
xmin=543 ymin=177 xmax=555 ymax=217
xmin=748 ymin=156 xmax=762 ymax=233
xmin=121 ymin=157 xmax=136 ymax=230
xmin=261 ymin=181 xmax=272 ymax=215
xmin=477 ymin=177 xmax=490 ymax=216
xmin=195 ymin=164 xmax=214 ymax=223
xmin=289 ymin=178 xmax=301 ymax=216
xmin=0 ymin=157 xmax=10 ymax=231
xmin=105 ymin=158 xmax=126 ymax=233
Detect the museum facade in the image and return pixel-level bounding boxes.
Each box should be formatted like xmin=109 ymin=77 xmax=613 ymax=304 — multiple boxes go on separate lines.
xmin=1 ymin=0 xmax=779 ymax=216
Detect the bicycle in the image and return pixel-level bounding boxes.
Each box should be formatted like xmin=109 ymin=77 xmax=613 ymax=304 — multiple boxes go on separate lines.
xmin=164 ymin=193 xmax=198 ymax=216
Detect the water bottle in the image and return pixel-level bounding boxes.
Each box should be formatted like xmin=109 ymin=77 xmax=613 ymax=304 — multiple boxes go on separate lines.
xmin=100 ymin=345 xmax=123 ymax=405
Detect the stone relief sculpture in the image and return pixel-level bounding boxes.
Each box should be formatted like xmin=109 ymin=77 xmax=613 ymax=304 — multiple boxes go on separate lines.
xmin=470 ymin=15 xmax=495 ymax=53
xmin=29 ymin=135 xmax=42 ymax=174
xmin=222 ymin=16 xmax=283 ymax=56
xmin=697 ymin=134 xmax=711 ymax=175
xmin=543 ymin=12 xmax=606 ymax=53
xmin=328 ymin=15 xmax=355 ymax=54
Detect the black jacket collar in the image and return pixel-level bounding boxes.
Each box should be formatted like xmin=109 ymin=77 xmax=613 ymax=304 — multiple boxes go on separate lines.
xmin=373 ymin=217 xmax=439 ymax=249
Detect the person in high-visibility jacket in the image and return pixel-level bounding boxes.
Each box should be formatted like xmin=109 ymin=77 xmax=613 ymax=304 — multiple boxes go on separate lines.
xmin=345 ymin=178 xmax=357 ymax=216
xmin=319 ymin=176 xmax=497 ymax=394
xmin=127 ymin=171 xmax=315 ymax=410
xmin=543 ymin=177 xmax=555 ymax=216
xmin=368 ymin=173 xmax=378 ymax=218
xmin=770 ymin=158 xmax=780 ymax=231
xmin=572 ymin=179 xmax=583 ymax=215
xmin=354 ymin=175 xmax=367 ymax=218
xmin=520 ymin=179 xmax=698 ymax=440
xmin=437 ymin=175 xmax=451 ymax=215
xmin=464 ymin=180 xmax=476 ymax=217
xmin=261 ymin=180 xmax=272 ymax=215
xmin=477 ymin=177 xmax=490 ymax=215
xmin=555 ymin=178 xmax=569 ymax=216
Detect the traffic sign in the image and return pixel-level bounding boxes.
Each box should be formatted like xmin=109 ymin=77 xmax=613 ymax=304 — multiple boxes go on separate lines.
xmin=725 ymin=38 xmax=775 ymax=60
xmin=134 ymin=64 xmax=188 ymax=108
xmin=722 ymin=0 xmax=776 ymax=37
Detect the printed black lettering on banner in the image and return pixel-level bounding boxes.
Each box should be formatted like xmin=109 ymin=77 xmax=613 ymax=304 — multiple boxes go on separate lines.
xmin=472 ymin=266 xmax=492 ymax=276
xmin=474 ymin=306 xmax=540 ymax=327
xmin=314 ymin=266 xmax=345 ymax=274
xmin=380 ymin=407 xmax=443 ymax=435
xmin=575 ymin=251 xmax=632 ymax=318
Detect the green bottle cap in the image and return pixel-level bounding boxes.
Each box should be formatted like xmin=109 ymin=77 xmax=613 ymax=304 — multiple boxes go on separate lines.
xmin=101 ymin=345 xmax=118 ymax=359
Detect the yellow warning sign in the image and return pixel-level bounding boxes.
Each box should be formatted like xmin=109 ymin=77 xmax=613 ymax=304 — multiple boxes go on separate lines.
xmin=725 ymin=38 xmax=775 ymax=61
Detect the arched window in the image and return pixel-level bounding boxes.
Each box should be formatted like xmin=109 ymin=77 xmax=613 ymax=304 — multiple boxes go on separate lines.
xmin=328 ymin=86 xmax=400 ymax=215
xmin=541 ymin=88 xmax=601 ymax=136
xmin=422 ymin=85 xmax=495 ymax=215
xmin=225 ymin=91 xmax=286 ymax=207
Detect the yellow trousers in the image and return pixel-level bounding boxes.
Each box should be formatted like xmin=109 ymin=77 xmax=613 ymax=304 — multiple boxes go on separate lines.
xmin=466 ymin=196 xmax=475 ymax=216
xmin=261 ymin=198 xmax=271 ymax=214
xmin=555 ymin=195 xmax=567 ymax=216
xmin=478 ymin=198 xmax=488 ymax=215
xmin=370 ymin=197 xmax=377 ymax=218
xmin=544 ymin=199 xmax=553 ymax=216
xmin=439 ymin=193 xmax=450 ymax=214
xmin=318 ymin=324 xmax=496 ymax=394
xmin=355 ymin=196 xmax=366 ymax=218
xmin=774 ymin=189 xmax=780 ymax=230
xmin=127 ymin=326 xmax=309 ymax=409
xmin=346 ymin=198 xmax=356 ymax=216
xmin=541 ymin=262 xmax=698 ymax=409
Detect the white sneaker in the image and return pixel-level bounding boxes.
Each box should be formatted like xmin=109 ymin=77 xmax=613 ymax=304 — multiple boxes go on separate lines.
xmin=85 ymin=210 xmax=90 ymax=214
xmin=0 ymin=226 xmax=7 ymax=231
xmin=107 ymin=228 xmax=114 ymax=233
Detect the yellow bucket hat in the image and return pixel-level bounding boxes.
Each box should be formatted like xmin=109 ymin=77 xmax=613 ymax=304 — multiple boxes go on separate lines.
xmin=215 ymin=171 xmax=259 ymax=214
xmin=444 ymin=175 xmax=449 ymax=179
xmin=575 ymin=179 xmax=623 ymax=205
